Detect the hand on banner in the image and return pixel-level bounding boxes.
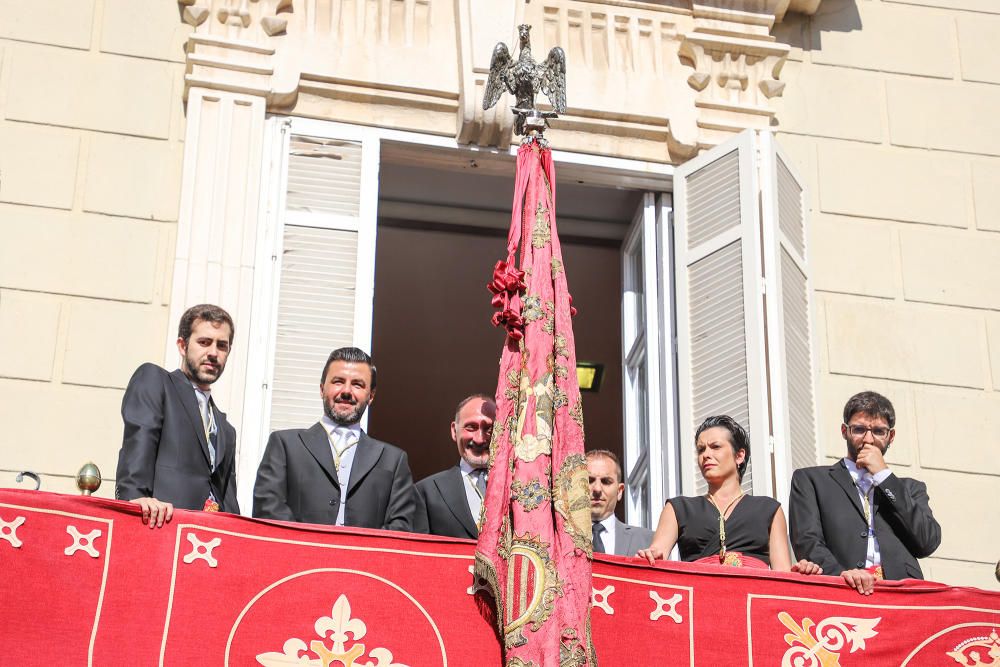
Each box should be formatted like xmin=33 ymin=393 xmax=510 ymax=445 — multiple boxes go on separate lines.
xmin=790 ymin=559 xmax=823 ymax=575
xmin=842 ymin=568 xmax=876 ymax=595
xmin=131 ymin=497 xmax=174 ymax=529
xmin=637 ymin=547 xmax=669 ymax=565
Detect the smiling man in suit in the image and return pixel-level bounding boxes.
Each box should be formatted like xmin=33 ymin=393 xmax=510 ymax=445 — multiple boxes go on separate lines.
xmin=789 ymin=391 xmax=941 ymax=595
xmin=415 ymin=394 xmax=496 ymax=538
xmin=587 ymin=449 xmax=653 ymax=556
xmin=253 ymin=347 xmax=416 ymax=531
xmin=116 ymin=304 xmax=240 ymax=528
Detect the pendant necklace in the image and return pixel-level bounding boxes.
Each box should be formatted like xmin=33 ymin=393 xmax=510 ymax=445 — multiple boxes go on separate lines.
xmin=707 ymin=491 xmax=745 ymax=563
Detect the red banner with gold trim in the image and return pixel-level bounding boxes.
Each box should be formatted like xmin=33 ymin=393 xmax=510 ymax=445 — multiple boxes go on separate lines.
xmin=0 ymin=489 xmax=998 ymax=666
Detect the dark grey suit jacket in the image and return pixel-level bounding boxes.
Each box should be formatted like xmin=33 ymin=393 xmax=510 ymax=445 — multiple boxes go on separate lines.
xmin=252 ymin=422 xmax=417 ymax=531
xmin=789 ymin=461 xmax=941 ymax=580
xmin=115 ymin=364 xmax=239 ymax=513
xmin=415 ymin=464 xmax=478 ymax=539
xmin=613 ymin=519 xmax=654 ymax=556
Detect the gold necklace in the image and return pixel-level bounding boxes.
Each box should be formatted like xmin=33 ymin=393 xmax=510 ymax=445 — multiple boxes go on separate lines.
xmin=706 ymin=491 xmax=744 ymax=562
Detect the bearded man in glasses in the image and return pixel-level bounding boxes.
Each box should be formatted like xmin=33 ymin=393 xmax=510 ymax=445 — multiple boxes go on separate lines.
xmin=789 ymin=391 xmax=941 ymax=595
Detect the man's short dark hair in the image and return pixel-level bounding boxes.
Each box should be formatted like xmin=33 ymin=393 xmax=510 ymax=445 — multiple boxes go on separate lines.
xmin=586 ymin=449 xmax=622 ymax=483
xmin=842 ymin=391 xmax=895 ymax=429
xmin=320 ymin=347 xmax=376 ymax=389
xmin=177 ymin=304 xmax=234 ymax=344
xmin=695 ymin=415 xmax=750 ymax=481
xmin=454 ymin=393 xmax=495 ymax=424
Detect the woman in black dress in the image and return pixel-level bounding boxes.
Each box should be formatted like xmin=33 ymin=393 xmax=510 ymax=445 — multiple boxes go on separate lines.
xmin=638 ymin=415 xmax=820 ymax=573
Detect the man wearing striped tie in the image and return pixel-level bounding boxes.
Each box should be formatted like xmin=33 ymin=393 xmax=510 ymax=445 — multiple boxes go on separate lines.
xmin=115 ymin=304 xmax=240 ymax=528
xmin=253 ymin=347 xmax=417 ymax=531
xmin=414 ymin=394 xmax=496 ymax=538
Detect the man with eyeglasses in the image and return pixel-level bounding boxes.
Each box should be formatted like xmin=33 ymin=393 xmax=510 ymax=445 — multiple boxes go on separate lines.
xmin=789 ymin=391 xmax=941 ymax=595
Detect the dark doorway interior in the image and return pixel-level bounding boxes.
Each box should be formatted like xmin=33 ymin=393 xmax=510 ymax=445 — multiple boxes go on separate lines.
xmin=368 ymin=148 xmax=638 ymax=484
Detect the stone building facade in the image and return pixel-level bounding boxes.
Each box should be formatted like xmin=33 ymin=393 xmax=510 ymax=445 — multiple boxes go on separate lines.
xmin=0 ymin=0 xmax=997 ymax=589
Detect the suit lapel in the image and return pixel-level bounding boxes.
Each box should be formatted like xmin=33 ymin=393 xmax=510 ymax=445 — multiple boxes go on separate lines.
xmin=830 ymin=461 xmax=866 ymax=521
xmin=347 ymin=433 xmax=382 ymax=495
xmin=168 ymin=369 xmax=212 ymax=468
xmin=301 ymin=422 xmax=339 ymax=487
xmin=438 ymin=465 xmax=478 ymax=537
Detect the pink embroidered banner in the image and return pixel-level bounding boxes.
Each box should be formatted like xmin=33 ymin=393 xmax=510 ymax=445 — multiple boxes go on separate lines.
xmin=477 ymin=141 xmax=594 ymax=666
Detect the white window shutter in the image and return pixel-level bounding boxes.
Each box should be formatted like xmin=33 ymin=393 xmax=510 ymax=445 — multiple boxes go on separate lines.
xmin=673 ymin=130 xmax=770 ymax=498
xmin=760 ymin=133 xmax=818 ymax=507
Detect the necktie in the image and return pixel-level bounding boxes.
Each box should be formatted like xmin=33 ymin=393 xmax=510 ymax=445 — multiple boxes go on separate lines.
xmin=592 ymin=522 xmax=606 ymax=554
xmin=196 ymin=390 xmax=216 ymax=470
xmin=474 ymin=469 xmax=488 ymax=497
xmin=332 ymin=427 xmax=358 ymax=472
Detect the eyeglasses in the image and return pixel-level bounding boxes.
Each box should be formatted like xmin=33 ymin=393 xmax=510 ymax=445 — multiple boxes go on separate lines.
xmin=844 ymin=424 xmax=892 ymax=440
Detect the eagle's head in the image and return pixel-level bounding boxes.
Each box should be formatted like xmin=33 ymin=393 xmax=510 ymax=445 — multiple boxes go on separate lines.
xmin=518 ymin=24 xmax=531 ymax=46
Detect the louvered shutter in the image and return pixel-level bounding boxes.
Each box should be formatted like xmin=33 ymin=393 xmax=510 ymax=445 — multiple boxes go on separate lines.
xmin=761 ymin=133 xmax=818 ymax=506
xmin=673 ymin=130 xmax=770 ymax=497
xmin=269 ymin=134 xmax=378 ymax=433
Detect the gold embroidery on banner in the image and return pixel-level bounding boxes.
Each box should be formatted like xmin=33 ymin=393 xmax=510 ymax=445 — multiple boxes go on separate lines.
xmin=255 ymin=594 xmax=409 ymax=667
xmin=559 ymin=627 xmax=588 ymax=667
xmin=946 ymin=628 xmax=1000 ymax=665
xmin=532 ymin=202 xmax=552 ymax=249
xmin=553 ymin=387 xmax=569 ymax=411
xmin=542 ymin=299 xmax=555 ymax=335
xmin=511 ymin=478 xmax=550 ymax=512
xmin=503 ymin=533 xmax=564 ymax=649
xmin=553 ymin=454 xmax=593 ymax=556
xmin=554 ymin=334 xmax=569 ymax=359
xmin=569 ymin=401 xmax=585 ymax=439
xmin=778 ymin=611 xmax=880 ymax=667
xmin=513 ymin=373 xmax=555 ymax=462
xmin=554 ymin=363 xmax=569 ymax=380
xmin=509 ymin=659 xmax=538 ymax=667
xmin=551 ymin=258 xmax=564 ymax=275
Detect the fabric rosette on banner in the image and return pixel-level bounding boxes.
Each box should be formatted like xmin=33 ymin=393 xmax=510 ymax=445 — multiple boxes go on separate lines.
xmin=475 ymin=141 xmax=595 ymax=667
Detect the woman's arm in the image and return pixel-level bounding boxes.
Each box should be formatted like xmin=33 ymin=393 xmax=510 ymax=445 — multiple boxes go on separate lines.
xmin=769 ymin=507 xmax=822 ymax=574
xmin=637 ymin=502 xmax=679 ymax=564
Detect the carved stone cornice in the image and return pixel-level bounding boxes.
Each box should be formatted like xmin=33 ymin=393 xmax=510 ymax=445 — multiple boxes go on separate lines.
xmin=175 ymin=0 xmax=823 ymax=162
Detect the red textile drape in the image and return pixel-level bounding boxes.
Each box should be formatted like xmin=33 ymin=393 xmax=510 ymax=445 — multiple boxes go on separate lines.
xmin=477 ymin=142 xmax=594 ymax=666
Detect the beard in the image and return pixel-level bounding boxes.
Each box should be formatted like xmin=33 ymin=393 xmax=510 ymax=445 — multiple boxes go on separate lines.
xmin=324 ymin=396 xmax=369 ymax=425
xmin=185 ymin=350 xmax=223 ymax=386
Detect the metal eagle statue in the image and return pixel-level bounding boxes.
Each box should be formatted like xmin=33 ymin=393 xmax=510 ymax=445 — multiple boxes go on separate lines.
xmin=483 ymin=24 xmax=567 ymax=141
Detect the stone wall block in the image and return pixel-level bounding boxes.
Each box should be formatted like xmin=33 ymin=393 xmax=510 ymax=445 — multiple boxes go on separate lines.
xmin=921 ymin=558 xmax=1000 ymax=591
xmin=773 ymin=62 xmax=884 ymax=143
xmin=0 ymin=378 xmax=122 ymax=479
xmin=914 ymin=387 xmax=1000 ymax=476
xmin=884 ymin=0 xmax=999 ymax=15
xmin=0 ymin=291 xmax=61 ymax=381
xmin=0 ymin=0 xmax=94 ymax=49
xmin=812 ymin=214 xmax=898 ymax=298
xmin=62 ymin=300 xmax=169 ymax=389
xmin=900 ymin=228 xmax=1000 ymax=310
xmin=811 ymin=0 xmax=956 ymax=78
xmin=817 ymin=142 xmax=968 ymax=228
xmin=956 ymin=13 xmax=1000 ymax=85
xmin=919 ymin=469 xmax=1000 ymax=563
xmin=988 ymin=313 xmax=1000 ymax=389
xmin=817 ymin=374 xmax=917 ymax=465
xmin=887 ymin=79 xmax=1000 ymax=157
xmin=0 ymin=123 xmax=80 ymax=209
xmin=84 ymin=134 xmax=183 ymax=221
xmin=823 ymin=296 xmax=986 ymax=389
xmin=101 ymin=0 xmax=191 ymax=62
xmin=0 ymin=205 xmax=159 ymax=303
xmin=5 ymin=44 xmax=173 ymax=139
xmin=972 ymin=160 xmax=1000 ymax=233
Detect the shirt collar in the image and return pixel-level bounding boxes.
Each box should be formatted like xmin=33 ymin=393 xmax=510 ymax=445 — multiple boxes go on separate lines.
xmin=321 ymin=415 xmax=361 ymax=439
xmin=597 ymin=513 xmax=617 ymax=533
xmin=458 ymin=459 xmax=487 ymax=477
xmin=842 ymin=457 xmax=869 ymax=484
xmin=191 ymin=381 xmax=210 ymax=398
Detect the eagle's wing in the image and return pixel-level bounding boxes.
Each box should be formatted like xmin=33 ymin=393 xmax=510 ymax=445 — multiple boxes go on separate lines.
xmin=540 ymin=46 xmax=567 ymax=113
xmin=483 ymin=42 xmax=512 ymax=111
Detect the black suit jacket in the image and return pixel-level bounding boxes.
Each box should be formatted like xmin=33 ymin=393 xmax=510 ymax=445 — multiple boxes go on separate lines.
xmin=115 ymin=364 xmax=239 ymax=513
xmin=415 ymin=464 xmax=479 ymax=539
xmin=789 ymin=461 xmax=941 ymax=580
xmin=252 ymin=422 xmax=417 ymax=531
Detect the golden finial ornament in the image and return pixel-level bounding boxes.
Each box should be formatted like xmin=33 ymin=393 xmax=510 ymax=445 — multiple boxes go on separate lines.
xmin=76 ymin=462 xmax=102 ymax=496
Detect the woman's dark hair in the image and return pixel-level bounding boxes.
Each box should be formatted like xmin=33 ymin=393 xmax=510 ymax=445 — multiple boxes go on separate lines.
xmin=695 ymin=415 xmax=750 ymax=481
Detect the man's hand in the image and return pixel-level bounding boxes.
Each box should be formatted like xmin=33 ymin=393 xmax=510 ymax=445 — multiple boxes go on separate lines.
xmin=130 ymin=497 xmax=174 ymax=529
xmin=790 ymin=559 xmax=823 ymax=575
xmin=855 ymin=442 xmax=888 ymax=475
xmin=842 ymin=568 xmax=876 ymax=595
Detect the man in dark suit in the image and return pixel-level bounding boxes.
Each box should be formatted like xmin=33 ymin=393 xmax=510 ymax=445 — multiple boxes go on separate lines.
xmin=587 ymin=449 xmax=653 ymax=556
xmin=116 ymin=304 xmax=240 ymax=528
xmin=253 ymin=347 xmax=416 ymax=530
xmin=415 ymin=394 xmax=496 ymax=538
xmin=790 ymin=391 xmax=941 ymax=595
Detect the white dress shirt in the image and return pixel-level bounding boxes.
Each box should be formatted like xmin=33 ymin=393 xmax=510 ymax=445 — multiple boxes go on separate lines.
xmin=596 ymin=513 xmax=618 ymax=555
xmin=459 ymin=459 xmax=486 ymax=525
xmin=323 ymin=416 xmax=361 ymax=526
xmin=192 ymin=384 xmax=216 ymax=471
xmin=843 ymin=457 xmax=892 ymax=568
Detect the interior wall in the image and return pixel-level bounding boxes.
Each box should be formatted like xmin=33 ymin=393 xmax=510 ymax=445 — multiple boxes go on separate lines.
xmin=369 ymin=224 xmax=623 ymax=483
